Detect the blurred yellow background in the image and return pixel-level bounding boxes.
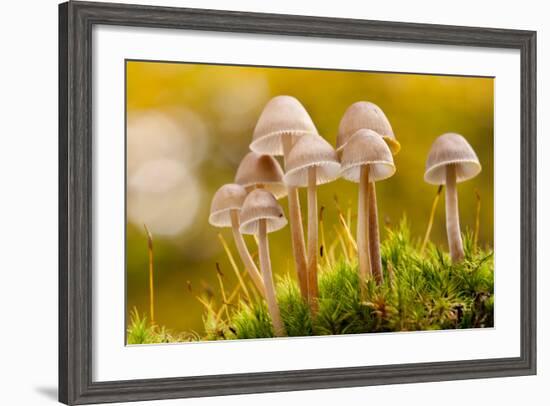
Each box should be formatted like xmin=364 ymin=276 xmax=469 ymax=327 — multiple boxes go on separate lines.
xmin=126 ymin=61 xmax=494 ymax=335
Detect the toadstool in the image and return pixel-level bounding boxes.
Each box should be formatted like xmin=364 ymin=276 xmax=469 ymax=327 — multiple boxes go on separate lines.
xmin=209 ymin=184 xmax=265 ymax=297
xmin=249 ymin=95 xmax=318 ymax=300
xmin=424 ymin=133 xmax=481 ymax=263
xmin=284 ymin=134 xmax=341 ymax=310
xmin=337 ymin=101 xmax=400 ymax=284
xmin=341 ymin=129 xmax=396 ymax=286
xmin=239 ymin=189 xmax=288 ymax=336
xmin=234 ymin=151 xmax=287 ymax=198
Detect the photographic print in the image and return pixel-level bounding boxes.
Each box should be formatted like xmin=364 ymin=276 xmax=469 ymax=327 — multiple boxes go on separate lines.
xmin=125 ymin=60 xmax=494 ymax=344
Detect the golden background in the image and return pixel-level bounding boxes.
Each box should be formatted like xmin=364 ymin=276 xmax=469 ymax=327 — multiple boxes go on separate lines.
xmin=126 ymin=61 xmax=494 ymax=335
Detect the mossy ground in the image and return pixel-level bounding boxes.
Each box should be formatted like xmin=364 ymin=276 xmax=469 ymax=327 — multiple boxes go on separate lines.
xmin=127 ymin=220 xmax=493 ymax=344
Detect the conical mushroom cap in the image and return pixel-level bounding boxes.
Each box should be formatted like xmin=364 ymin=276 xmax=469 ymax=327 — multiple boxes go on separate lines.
xmin=424 ymin=132 xmax=481 ymax=185
xmin=337 ymin=101 xmax=400 ymax=155
xmin=234 ymin=152 xmax=287 ymax=199
xmin=239 ymin=189 xmax=288 ymax=235
xmin=250 ymin=95 xmax=318 ymax=156
xmin=283 ymin=134 xmax=341 ymax=187
xmin=340 ymin=129 xmax=396 ymax=183
xmin=208 ymin=183 xmax=247 ymax=227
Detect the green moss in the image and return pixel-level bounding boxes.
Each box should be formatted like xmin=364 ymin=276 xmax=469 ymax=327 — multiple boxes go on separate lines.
xmin=128 ymin=221 xmax=494 ymax=343
xmin=207 ymin=221 xmax=494 ymax=340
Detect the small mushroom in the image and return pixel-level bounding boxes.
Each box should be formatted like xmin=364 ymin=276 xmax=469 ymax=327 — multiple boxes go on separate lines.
xmin=424 ymin=133 xmax=481 ymax=263
xmin=235 ymin=151 xmax=287 ymax=198
xmin=239 ymin=189 xmax=288 ymax=336
xmin=341 ymin=130 xmax=396 ymax=286
xmin=337 ymin=101 xmax=400 ymax=285
xmin=336 ymin=101 xmax=401 ymax=156
xmin=284 ymin=134 xmax=341 ymax=309
xmin=249 ymin=95 xmax=318 ymax=300
xmin=209 ymin=184 xmax=265 ymax=297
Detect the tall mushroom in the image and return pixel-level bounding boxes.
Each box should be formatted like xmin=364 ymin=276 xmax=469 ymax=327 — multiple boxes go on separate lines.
xmin=249 ymin=95 xmax=318 ymax=300
xmin=209 ymin=184 xmax=265 ymax=297
xmin=424 ymin=133 xmax=481 ymax=263
xmin=239 ymin=189 xmax=288 ymax=337
xmin=283 ymin=134 xmax=341 ymax=310
xmin=234 ymin=151 xmax=287 ymax=199
xmin=337 ymin=101 xmax=400 ymax=284
xmin=341 ymin=130 xmax=396 ymax=286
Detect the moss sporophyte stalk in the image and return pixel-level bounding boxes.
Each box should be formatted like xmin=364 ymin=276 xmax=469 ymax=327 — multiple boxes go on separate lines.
xmin=126 ymin=97 xmax=493 ymax=344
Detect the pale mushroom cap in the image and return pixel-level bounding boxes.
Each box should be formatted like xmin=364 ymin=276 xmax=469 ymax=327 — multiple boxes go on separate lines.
xmin=239 ymin=189 xmax=288 ymax=235
xmin=283 ymin=134 xmax=341 ymax=187
xmin=234 ymin=151 xmax=287 ymax=199
xmin=340 ymin=129 xmax=396 ymax=183
xmin=336 ymin=101 xmax=400 ymax=155
xmin=424 ymin=132 xmax=481 ymax=185
xmin=250 ymin=95 xmax=318 ymax=156
xmin=208 ymin=183 xmax=247 ymax=227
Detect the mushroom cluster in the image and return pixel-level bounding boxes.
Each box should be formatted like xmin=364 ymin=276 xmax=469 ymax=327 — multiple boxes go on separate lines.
xmin=209 ymin=96 xmax=482 ymax=333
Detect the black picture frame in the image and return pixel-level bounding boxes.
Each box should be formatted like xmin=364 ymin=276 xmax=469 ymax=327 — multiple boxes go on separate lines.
xmin=59 ymin=1 xmax=537 ymax=404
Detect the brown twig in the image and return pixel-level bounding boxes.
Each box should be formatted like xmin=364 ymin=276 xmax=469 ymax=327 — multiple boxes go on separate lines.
xmin=143 ymin=224 xmax=155 ymax=326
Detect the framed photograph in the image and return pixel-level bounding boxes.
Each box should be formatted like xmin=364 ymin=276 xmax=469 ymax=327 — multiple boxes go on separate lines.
xmin=59 ymin=1 xmax=536 ymax=404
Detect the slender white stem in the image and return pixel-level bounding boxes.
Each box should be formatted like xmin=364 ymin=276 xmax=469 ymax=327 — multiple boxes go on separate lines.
xmin=307 ymin=166 xmax=318 ymax=311
xmin=258 ymin=219 xmax=285 ymax=337
xmin=230 ymin=210 xmax=266 ymax=297
xmin=282 ymin=136 xmax=308 ymax=300
xmin=357 ymin=165 xmax=371 ymax=297
xmin=445 ymin=164 xmax=464 ymax=263
xmin=368 ymin=182 xmax=384 ymax=284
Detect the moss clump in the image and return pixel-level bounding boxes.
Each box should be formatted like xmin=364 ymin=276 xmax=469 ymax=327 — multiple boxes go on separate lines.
xmin=203 ymin=220 xmax=493 ymax=340
xmin=127 ymin=307 xmax=199 ymax=344
xmin=127 ymin=220 xmax=494 ymax=343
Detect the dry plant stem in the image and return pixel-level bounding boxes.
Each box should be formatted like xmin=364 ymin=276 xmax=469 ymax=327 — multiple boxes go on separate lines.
xmin=420 ymin=185 xmax=443 ymax=254
xmin=144 ymin=224 xmax=155 ymax=326
xmin=307 ymin=167 xmax=319 ymax=312
xmin=357 ymin=166 xmax=372 ymax=298
xmin=217 ymin=234 xmax=252 ymax=302
xmin=258 ymin=219 xmax=286 ymax=337
xmin=474 ymin=189 xmax=481 ymax=252
xmin=216 ymin=271 xmax=230 ymax=320
xmin=319 ymin=206 xmax=332 ymax=269
xmin=282 ymin=136 xmax=308 ymax=300
xmin=333 ymin=225 xmax=350 ymax=263
xmin=445 ymin=164 xmax=465 ymax=263
xmin=338 ymin=212 xmax=358 ymax=255
xmin=368 ymin=183 xmax=384 ymax=284
xmin=229 ymin=210 xmax=266 ymax=297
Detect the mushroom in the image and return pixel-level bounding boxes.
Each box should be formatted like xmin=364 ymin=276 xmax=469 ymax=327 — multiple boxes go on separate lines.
xmin=249 ymin=95 xmax=318 ymax=300
xmin=283 ymin=134 xmax=341 ymax=309
xmin=336 ymin=101 xmax=400 ymax=156
xmin=209 ymin=184 xmax=265 ymax=297
xmin=341 ymin=130 xmax=396 ymax=286
xmin=424 ymin=133 xmax=481 ymax=263
xmin=234 ymin=151 xmax=287 ymax=198
xmin=337 ymin=101 xmax=400 ymax=284
xmin=239 ymin=189 xmax=288 ymax=336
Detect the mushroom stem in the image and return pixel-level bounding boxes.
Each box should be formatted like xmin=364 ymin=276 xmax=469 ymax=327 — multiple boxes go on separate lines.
xmin=357 ymin=165 xmax=371 ymax=298
xmin=229 ymin=210 xmax=266 ymax=297
xmin=445 ymin=164 xmax=465 ymax=263
xmin=258 ymin=219 xmax=286 ymax=337
xmin=282 ymin=136 xmax=308 ymax=301
xmin=368 ymin=182 xmax=384 ymax=285
xmin=307 ymin=166 xmax=319 ymax=312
